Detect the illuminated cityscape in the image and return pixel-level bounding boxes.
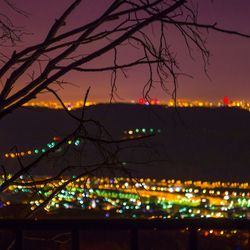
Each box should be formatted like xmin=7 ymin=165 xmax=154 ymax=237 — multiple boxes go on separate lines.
xmin=22 ymin=98 xmax=250 ymax=112
xmin=1 ymin=108 xmax=249 ymax=223
xmin=1 ymin=130 xmax=250 ymax=218
xmin=1 ymin=176 xmax=249 ymax=219
xmin=0 ymin=172 xmax=249 ymax=248
xmin=1 ymin=0 xmax=250 ymax=248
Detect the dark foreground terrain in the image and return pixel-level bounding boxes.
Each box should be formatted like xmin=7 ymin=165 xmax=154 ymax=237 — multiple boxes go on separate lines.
xmin=0 ymin=104 xmax=250 ymax=181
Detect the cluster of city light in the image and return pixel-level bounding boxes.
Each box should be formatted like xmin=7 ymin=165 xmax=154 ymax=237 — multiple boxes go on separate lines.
xmin=1 ymin=137 xmax=81 ymax=159
xmin=3 ymin=176 xmax=249 ymax=222
xmin=124 ymin=128 xmax=161 ymax=137
xmin=166 ymin=99 xmax=250 ymax=110
xmin=2 ymin=128 xmax=163 ymax=160
xmin=23 ymin=100 xmax=96 ymax=110
xmin=22 ymin=98 xmax=250 ymax=112
xmin=136 ymin=97 xmax=250 ymax=111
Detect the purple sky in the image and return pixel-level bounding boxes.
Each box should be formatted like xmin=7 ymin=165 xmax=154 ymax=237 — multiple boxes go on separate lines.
xmin=2 ymin=0 xmax=250 ymax=103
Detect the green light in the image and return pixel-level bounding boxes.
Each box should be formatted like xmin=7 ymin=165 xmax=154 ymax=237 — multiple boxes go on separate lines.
xmin=42 ymin=148 xmax=46 ymax=153
xmin=135 ymin=128 xmax=139 ymax=133
xmin=47 ymin=142 xmax=56 ymax=148
xmin=74 ymin=139 xmax=80 ymax=146
xmin=34 ymin=149 xmax=39 ymax=154
xmin=150 ymin=128 xmax=154 ymax=133
xmin=142 ymin=128 xmax=146 ymax=133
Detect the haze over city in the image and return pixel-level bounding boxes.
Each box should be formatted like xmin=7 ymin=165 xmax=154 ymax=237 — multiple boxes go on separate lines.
xmin=1 ymin=0 xmax=250 ymax=102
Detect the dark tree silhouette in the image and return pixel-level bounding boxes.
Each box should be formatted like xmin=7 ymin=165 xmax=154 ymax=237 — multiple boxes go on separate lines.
xmin=0 ymin=0 xmax=28 ymax=47
xmin=0 ymin=0 xmax=249 ymax=218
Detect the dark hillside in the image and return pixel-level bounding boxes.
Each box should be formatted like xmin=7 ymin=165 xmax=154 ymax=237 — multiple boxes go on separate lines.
xmin=0 ymin=104 xmax=249 ymax=181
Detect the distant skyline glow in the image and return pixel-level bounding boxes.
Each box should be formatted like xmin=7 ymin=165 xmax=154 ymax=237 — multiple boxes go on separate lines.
xmin=1 ymin=0 xmax=250 ymax=102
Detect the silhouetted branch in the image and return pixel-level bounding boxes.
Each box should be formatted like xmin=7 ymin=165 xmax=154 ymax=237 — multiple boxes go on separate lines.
xmin=0 ymin=0 xmax=250 ymax=219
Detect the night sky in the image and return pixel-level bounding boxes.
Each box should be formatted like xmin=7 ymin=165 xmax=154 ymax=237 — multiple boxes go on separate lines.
xmin=2 ymin=0 xmax=250 ymax=103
